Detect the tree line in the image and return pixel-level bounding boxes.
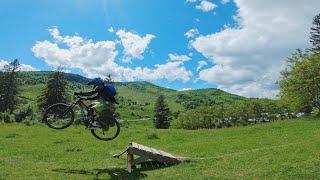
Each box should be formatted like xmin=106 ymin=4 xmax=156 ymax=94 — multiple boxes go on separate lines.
xmin=0 ymin=64 xmax=69 ymax=124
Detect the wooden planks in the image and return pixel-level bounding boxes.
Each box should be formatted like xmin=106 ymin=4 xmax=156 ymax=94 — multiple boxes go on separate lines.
xmin=128 ymin=142 xmax=183 ymax=164
xmin=115 ymin=142 xmax=185 ymax=172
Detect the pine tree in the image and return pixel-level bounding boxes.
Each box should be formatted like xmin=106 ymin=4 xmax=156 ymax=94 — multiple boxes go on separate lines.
xmin=154 ymin=95 xmax=171 ymax=129
xmin=0 ymin=70 xmax=5 ymax=112
xmin=311 ymin=13 xmax=320 ymax=52
xmin=38 ymin=67 xmax=68 ymax=109
xmin=0 ymin=71 xmax=4 ymax=111
xmin=0 ymin=59 xmax=20 ymax=113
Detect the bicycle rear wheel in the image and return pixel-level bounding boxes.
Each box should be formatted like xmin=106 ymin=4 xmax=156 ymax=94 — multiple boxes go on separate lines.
xmin=91 ymin=119 xmax=120 ymax=141
xmin=43 ymin=103 xmax=74 ymax=129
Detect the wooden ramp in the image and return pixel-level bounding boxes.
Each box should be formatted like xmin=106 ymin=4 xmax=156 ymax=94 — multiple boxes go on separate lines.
xmin=113 ymin=142 xmax=185 ymax=172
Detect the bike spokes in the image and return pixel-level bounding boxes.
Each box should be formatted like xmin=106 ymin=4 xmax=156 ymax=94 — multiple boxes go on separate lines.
xmin=44 ymin=104 xmax=74 ymax=129
xmin=90 ymin=120 xmax=120 ymax=141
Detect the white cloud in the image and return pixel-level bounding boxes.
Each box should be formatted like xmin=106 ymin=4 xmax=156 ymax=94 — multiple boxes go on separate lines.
xmin=185 ymin=28 xmax=199 ymax=39
xmin=31 ymin=27 xmax=192 ymax=82
xmin=196 ymin=60 xmax=208 ymax=71
xmin=108 ymin=27 xmax=114 ymax=33
xmin=20 ymin=64 xmax=39 ymax=71
xmin=168 ymin=53 xmax=191 ymax=62
xmin=186 ymin=0 xmax=197 ymax=3
xmin=179 ymin=88 xmax=192 ymax=91
xmin=0 ymin=60 xmax=39 ymax=71
xmin=221 ymin=0 xmax=230 ymax=4
xmin=116 ymin=29 xmax=155 ymax=63
xmin=196 ymin=1 xmax=217 ymax=12
xmin=32 ymin=28 xmax=118 ymax=76
xmin=191 ymin=0 xmax=320 ymax=98
xmin=0 ymin=60 xmax=7 ymax=69
xmin=125 ymin=61 xmax=192 ymax=82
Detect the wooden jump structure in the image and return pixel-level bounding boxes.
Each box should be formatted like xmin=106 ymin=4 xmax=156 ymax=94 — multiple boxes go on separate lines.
xmin=113 ymin=142 xmax=185 ymax=172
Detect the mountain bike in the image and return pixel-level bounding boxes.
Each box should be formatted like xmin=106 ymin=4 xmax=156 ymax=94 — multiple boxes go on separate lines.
xmin=42 ymin=95 xmax=120 ymax=141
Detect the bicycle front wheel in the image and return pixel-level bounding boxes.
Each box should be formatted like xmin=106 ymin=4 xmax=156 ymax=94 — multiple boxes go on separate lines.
xmin=43 ymin=103 xmax=75 ymax=129
xmin=91 ymin=120 xmax=120 ymax=141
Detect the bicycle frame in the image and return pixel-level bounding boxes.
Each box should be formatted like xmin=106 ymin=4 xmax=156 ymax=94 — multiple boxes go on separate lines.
xmin=61 ymin=97 xmax=91 ymax=118
xmin=72 ymin=98 xmax=89 ymax=110
xmin=43 ymin=96 xmax=121 ymax=141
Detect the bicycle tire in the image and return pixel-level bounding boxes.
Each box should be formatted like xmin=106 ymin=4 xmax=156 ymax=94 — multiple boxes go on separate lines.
xmin=43 ymin=103 xmax=75 ymax=129
xmin=91 ymin=120 xmax=120 ymax=141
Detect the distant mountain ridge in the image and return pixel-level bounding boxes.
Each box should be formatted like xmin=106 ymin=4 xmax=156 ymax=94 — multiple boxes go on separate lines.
xmin=19 ymin=71 xmax=90 ymax=85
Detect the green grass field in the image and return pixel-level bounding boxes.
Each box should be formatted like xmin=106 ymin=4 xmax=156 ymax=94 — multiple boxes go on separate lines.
xmin=1 ymin=118 xmax=320 ymax=179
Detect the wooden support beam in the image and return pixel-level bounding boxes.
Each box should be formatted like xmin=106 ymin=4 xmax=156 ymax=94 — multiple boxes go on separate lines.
xmin=127 ymin=153 xmax=134 ymax=173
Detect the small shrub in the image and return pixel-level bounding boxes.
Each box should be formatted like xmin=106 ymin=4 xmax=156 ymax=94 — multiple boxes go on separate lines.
xmin=311 ymin=108 xmax=320 ymax=116
xmin=146 ymin=132 xmax=159 ymax=140
xmin=172 ymin=107 xmax=217 ymax=130
xmin=23 ymin=114 xmax=37 ymax=126
xmin=24 ymin=120 xmax=34 ymax=126
xmin=0 ymin=112 xmax=15 ymax=123
xmin=14 ymin=105 xmax=34 ymax=123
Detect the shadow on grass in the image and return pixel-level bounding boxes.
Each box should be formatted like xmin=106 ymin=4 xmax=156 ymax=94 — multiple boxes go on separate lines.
xmin=5 ymin=133 xmax=20 ymax=138
xmin=53 ymin=167 xmax=146 ymax=179
xmin=52 ymin=161 xmax=177 ymax=179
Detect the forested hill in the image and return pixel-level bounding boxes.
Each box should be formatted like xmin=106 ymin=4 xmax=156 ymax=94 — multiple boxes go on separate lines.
xmin=18 ymin=71 xmax=246 ymax=119
xmin=19 ymin=71 xmax=90 ymax=85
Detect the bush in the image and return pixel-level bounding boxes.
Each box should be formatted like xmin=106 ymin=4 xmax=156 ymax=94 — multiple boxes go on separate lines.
xmin=23 ymin=112 xmax=40 ymax=126
xmin=0 ymin=112 xmax=15 ymax=123
xmin=172 ymin=99 xmax=297 ymax=130
xmin=16 ymin=106 xmax=33 ymax=122
xmin=146 ymin=132 xmax=159 ymax=140
xmin=311 ymin=107 xmax=320 ymax=116
xmin=172 ymin=106 xmax=218 ymax=130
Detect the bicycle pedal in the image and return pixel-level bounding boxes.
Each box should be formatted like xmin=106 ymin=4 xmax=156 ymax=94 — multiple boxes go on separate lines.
xmin=86 ymin=123 xmax=98 ymax=130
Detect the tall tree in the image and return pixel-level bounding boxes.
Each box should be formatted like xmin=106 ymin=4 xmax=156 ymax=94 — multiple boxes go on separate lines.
xmin=311 ymin=13 xmax=320 ymax=52
xmin=0 ymin=71 xmax=4 ymax=111
xmin=279 ymin=50 xmax=320 ymax=114
xmin=154 ymin=95 xmax=171 ymax=129
xmin=0 ymin=59 xmax=20 ymax=113
xmin=38 ymin=67 xmax=68 ymax=109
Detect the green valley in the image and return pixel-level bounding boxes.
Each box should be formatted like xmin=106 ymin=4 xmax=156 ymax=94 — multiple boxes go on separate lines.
xmin=18 ymin=71 xmax=245 ymax=120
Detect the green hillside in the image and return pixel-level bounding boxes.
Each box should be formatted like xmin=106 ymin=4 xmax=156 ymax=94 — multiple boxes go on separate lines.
xmin=19 ymin=71 xmax=90 ymax=85
xmin=1 ymin=117 xmax=319 ymax=179
xmin=18 ymin=71 xmax=245 ymax=120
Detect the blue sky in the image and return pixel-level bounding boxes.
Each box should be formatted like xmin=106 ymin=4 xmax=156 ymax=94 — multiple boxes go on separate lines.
xmin=1 ymin=0 xmax=319 ymax=98
xmin=0 ymin=0 xmax=236 ymax=90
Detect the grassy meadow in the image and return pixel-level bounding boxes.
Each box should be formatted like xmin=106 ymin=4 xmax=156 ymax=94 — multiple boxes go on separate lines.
xmin=1 ymin=117 xmax=320 ymax=179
